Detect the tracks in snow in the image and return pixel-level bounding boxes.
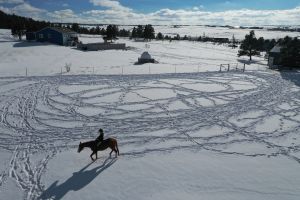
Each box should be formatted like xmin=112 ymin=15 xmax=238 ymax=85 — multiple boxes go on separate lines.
xmin=0 ymin=71 xmax=300 ymax=199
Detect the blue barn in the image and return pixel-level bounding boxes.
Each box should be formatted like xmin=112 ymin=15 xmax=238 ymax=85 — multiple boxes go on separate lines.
xmin=34 ymin=27 xmax=78 ymax=46
xmin=25 ymin=32 xmax=36 ymax=41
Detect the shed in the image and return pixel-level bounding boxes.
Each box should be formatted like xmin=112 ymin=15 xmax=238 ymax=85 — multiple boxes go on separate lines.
xmin=212 ymin=37 xmax=230 ymax=43
xmin=34 ymin=27 xmax=78 ymax=46
xmin=268 ymin=44 xmax=282 ymax=68
xmin=138 ymin=52 xmax=155 ymax=64
xmin=77 ymin=42 xmax=126 ymax=51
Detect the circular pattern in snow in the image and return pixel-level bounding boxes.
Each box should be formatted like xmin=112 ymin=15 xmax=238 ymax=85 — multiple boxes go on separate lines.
xmin=1 ymin=71 xmax=300 ymax=199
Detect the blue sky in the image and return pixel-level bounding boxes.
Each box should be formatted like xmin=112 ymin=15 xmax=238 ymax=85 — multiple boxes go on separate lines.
xmin=21 ymin=0 xmax=300 ymax=12
xmin=1 ymin=0 xmax=300 ymax=25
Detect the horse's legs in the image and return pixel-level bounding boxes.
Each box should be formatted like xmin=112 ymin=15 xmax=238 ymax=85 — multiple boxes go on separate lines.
xmin=90 ymin=152 xmax=95 ymax=161
xmin=109 ymin=150 xmax=113 ymax=158
xmin=95 ymin=151 xmax=98 ymax=159
xmin=112 ymin=147 xmax=118 ymax=157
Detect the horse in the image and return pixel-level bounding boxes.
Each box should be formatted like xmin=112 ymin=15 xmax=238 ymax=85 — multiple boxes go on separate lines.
xmin=77 ymin=138 xmax=119 ymax=161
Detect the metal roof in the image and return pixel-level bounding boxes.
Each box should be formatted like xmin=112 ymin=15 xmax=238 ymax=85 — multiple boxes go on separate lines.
xmin=37 ymin=27 xmax=77 ymax=34
xmin=270 ymin=44 xmax=282 ymax=53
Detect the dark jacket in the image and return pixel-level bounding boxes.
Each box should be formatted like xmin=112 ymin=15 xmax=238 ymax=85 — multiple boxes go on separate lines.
xmin=96 ymin=132 xmax=104 ymax=142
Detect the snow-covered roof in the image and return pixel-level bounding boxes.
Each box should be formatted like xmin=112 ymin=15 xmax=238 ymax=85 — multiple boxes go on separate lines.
xmin=270 ymin=44 xmax=282 ymax=53
xmin=140 ymin=51 xmax=152 ymax=60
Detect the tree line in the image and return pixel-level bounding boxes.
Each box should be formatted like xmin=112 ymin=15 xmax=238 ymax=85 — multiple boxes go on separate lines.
xmin=0 ymin=10 xmax=50 ymax=40
xmin=238 ymin=30 xmax=300 ymax=68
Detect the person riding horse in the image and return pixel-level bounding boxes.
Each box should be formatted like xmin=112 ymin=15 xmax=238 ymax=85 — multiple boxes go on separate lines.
xmin=96 ymin=128 xmax=104 ymax=147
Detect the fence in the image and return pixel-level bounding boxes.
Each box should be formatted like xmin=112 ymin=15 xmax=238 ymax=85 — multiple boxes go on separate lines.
xmin=20 ymin=63 xmax=249 ymax=77
xmin=219 ymin=63 xmax=246 ymax=72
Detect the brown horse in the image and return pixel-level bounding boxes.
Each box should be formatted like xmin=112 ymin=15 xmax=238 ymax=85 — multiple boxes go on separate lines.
xmin=78 ymin=138 xmax=119 ymax=161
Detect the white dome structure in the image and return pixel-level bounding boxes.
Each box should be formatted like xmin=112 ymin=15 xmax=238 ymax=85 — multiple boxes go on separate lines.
xmin=137 ymin=51 xmax=155 ymax=64
xmin=140 ymin=51 xmax=152 ymax=60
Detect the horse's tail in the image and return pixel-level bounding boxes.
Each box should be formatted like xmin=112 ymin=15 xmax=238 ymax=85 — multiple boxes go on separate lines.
xmin=115 ymin=140 xmax=120 ymax=156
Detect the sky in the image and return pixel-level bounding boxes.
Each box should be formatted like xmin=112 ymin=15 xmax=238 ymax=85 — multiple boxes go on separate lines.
xmin=0 ymin=0 xmax=300 ymax=25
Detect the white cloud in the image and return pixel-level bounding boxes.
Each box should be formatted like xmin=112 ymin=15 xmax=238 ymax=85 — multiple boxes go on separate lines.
xmin=1 ymin=0 xmax=300 ymax=26
xmin=0 ymin=5 xmax=10 ymax=12
xmin=90 ymin=0 xmax=131 ymax=12
xmin=193 ymin=5 xmax=204 ymax=11
xmin=0 ymin=0 xmax=23 ymax=4
xmin=0 ymin=2 xmax=46 ymax=21
xmin=47 ymin=9 xmax=82 ymax=23
xmin=82 ymin=1 xmax=300 ymax=25
xmin=1 ymin=2 xmax=45 ymax=15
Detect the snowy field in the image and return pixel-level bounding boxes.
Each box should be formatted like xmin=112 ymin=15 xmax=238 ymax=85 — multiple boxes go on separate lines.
xmin=1 ymin=29 xmax=300 ymax=200
xmin=0 ymin=29 xmax=266 ymax=77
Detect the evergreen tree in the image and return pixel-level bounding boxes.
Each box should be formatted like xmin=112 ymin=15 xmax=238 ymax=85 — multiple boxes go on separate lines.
xmin=256 ymin=37 xmax=265 ymax=52
xmin=173 ymin=34 xmax=180 ymax=40
xmin=238 ymin=30 xmax=260 ymax=61
xmin=106 ymin=25 xmax=119 ymax=40
xmin=231 ymin=34 xmax=238 ymax=49
xmin=265 ymin=39 xmax=277 ymax=52
xmin=11 ymin=22 xmax=25 ymax=40
xmin=95 ymin=26 xmax=101 ymax=35
xmin=131 ymin=27 xmax=137 ymax=38
xmin=156 ymin=32 xmax=164 ymax=40
xmin=89 ymin=27 xmax=96 ymax=35
xmin=136 ymin=25 xmax=144 ymax=38
xmin=119 ymin=28 xmax=130 ymax=37
xmin=71 ymin=23 xmax=80 ymax=32
xmin=164 ymin=35 xmax=170 ymax=40
xmin=143 ymin=24 xmax=155 ymax=39
xmin=280 ymin=37 xmax=300 ymax=68
xmin=100 ymin=28 xmax=106 ymax=35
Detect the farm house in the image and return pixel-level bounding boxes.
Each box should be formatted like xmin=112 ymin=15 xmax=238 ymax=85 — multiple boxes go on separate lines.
xmin=26 ymin=27 xmax=78 ymax=46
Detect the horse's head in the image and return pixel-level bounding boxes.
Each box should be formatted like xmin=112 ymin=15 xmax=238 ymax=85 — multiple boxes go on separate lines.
xmin=78 ymin=142 xmax=84 ymax=153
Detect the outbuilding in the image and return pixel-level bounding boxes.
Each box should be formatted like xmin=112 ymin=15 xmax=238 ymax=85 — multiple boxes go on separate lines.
xmin=138 ymin=51 xmax=155 ymax=64
xmin=268 ymin=44 xmax=282 ymax=69
xmin=33 ymin=27 xmax=78 ymax=46
xmin=25 ymin=32 xmax=36 ymax=41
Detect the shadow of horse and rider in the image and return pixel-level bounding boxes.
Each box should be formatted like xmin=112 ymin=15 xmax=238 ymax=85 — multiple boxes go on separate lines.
xmin=39 ymin=129 xmax=120 ymax=200
xmin=39 ymin=157 xmax=117 ymax=200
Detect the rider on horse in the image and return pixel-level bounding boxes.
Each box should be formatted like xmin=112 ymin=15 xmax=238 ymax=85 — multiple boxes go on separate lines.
xmin=96 ymin=128 xmax=104 ymax=147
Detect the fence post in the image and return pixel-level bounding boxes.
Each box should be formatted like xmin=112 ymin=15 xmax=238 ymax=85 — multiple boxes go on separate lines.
xmin=25 ymin=67 xmax=27 ymax=77
xmin=175 ymin=66 xmax=177 ymax=73
xmin=243 ymin=64 xmax=246 ymax=72
xmin=227 ymin=64 xmax=230 ymax=71
xmin=93 ymin=67 xmax=95 ymax=74
xmin=122 ymin=66 xmax=124 ymax=75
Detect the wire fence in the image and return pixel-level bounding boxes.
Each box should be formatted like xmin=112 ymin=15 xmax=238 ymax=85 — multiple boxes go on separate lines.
xmin=19 ymin=62 xmax=253 ymax=77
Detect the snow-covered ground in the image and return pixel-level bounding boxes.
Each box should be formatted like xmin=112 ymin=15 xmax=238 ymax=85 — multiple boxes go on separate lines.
xmin=0 ymin=29 xmax=266 ymax=77
xmin=1 ymin=29 xmax=300 ymax=200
